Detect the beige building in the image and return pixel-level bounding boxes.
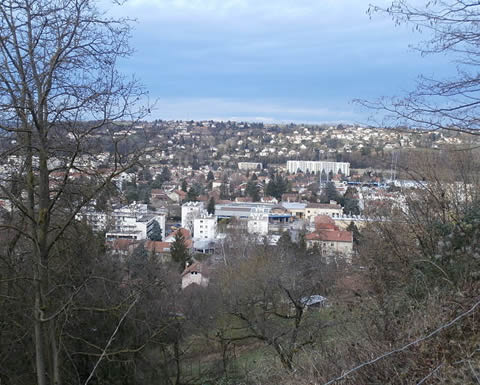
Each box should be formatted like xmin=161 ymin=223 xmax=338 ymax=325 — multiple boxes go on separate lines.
xmin=305 ymin=202 xmax=343 ymax=222
xmin=305 ymin=215 xmax=353 ymax=262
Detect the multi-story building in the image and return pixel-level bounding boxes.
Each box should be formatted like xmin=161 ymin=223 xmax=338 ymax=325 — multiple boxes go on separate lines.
xmin=104 ymin=203 xmax=166 ymax=241
xmin=181 ymin=201 xmax=205 ymax=234
xmin=304 ymin=215 xmax=353 ymax=262
xmin=287 ymin=160 xmax=350 ymax=176
xmin=193 ymin=213 xmax=217 ymax=240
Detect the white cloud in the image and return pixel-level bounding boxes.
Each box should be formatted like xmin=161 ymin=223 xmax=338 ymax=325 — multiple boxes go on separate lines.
xmin=148 ymin=97 xmax=361 ymax=123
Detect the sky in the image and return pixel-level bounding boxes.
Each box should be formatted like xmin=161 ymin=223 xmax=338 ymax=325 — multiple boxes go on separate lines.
xmin=107 ymin=0 xmax=454 ymax=124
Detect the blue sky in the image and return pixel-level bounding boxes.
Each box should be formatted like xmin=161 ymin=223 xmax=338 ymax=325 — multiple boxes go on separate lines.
xmin=109 ymin=0 xmax=453 ymax=123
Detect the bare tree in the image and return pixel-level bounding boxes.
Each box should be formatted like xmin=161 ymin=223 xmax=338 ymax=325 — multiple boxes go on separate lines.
xmin=213 ymin=244 xmax=337 ymax=372
xmin=361 ymin=1 xmax=480 ymax=135
xmin=0 ymin=1 xmax=150 ymax=384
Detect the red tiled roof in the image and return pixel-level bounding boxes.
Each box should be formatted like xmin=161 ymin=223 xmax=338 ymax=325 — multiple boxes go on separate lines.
xmin=305 ymin=230 xmax=352 ymax=243
xmin=181 ymin=261 xmax=210 ymax=277
xmin=110 ymin=239 xmax=136 ymax=251
xmin=314 ymin=215 xmax=339 ymax=231
xmin=145 ymin=240 xmax=171 ymax=253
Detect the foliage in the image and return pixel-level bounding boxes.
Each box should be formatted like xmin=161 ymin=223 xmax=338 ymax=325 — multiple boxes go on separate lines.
xmin=245 ymin=180 xmax=260 ymax=202
xmin=149 ymin=220 xmax=163 ymax=241
xmin=320 ymin=181 xmax=340 ymax=203
xmin=186 ymin=187 xmax=199 ymax=202
xmin=207 ymin=197 xmax=216 ymax=215
xmin=265 ymin=174 xmax=288 ymax=200
xmin=170 ymin=231 xmax=191 ymax=272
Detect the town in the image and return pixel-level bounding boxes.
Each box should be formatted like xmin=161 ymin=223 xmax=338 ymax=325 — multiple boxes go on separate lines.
xmin=0 ymin=120 xmax=469 ymax=288
xmin=1 ymin=0 xmax=480 ymax=383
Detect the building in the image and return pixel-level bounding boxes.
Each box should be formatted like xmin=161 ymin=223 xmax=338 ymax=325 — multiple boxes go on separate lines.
xmin=304 ymin=215 xmax=353 ymax=261
xmin=78 ymin=209 xmax=108 ymax=232
xmin=247 ymin=209 xmax=269 ymax=235
xmin=287 ymin=160 xmax=350 ymax=176
xmin=193 ymin=213 xmax=217 ymax=240
xmin=238 ymin=162 xmax=263 ymax=171
xmin=181 ymin=262 xmax=210 ymax=289
xmin=304 ymin=231 xmax=353 ymax=259
xmin=305 ymin=202 xmax=343 ymax=222
xmin=181 ymin=202 xmax=205 ymax=234
xmin=281 ymin=202 xmax=307 ymax=219
xmin=215 ymin=202 xmax=291 ymax=224
xmin=104 ymin=203 xmax=166 ymax=241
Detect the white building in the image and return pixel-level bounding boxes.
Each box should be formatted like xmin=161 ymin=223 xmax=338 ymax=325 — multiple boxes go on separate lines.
xmin=194 ymin=213 xmax=217 ymax=240
xmin=287 ymin=160 xmax=350 ymax=176
xmin=105 ymin=203 xmax=166 ymax=241
xmin=238 ymin=162 xmax=263 ymax=171
xmin=181 ymin=201 xmax=205 ymax=234
xmin=181 ymin=262 xmax=209 ymax=289
xmin=247 ymin=209 xmax=269 ymax=235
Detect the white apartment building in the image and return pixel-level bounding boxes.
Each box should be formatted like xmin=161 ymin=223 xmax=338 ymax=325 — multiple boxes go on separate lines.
xmin=79 ymin=210 xmax=108 ymax=232
xmin=194 ymin=213 xmax=217 ymax=240
xmin=287 ymin=160 xmax=350 ymax=176
xmin=103 ymin=203 xmax=166 ymax=241
xmin=181 ymin=201 xmax=205 ymax=234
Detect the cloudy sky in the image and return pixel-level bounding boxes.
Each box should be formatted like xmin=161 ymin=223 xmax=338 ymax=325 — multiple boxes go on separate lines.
xmin=109 ymin=0 xmax=452 ymax=123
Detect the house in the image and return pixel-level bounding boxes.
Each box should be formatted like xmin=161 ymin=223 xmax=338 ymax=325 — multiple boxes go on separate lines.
xmin=305 ymin=215 xmax=353 ymax=261
xmin=281 ymin=193 xmax=299 ymax=202
xmin=281 ymin=202 xmax=307 ymax=219
xmin=145 ymin=240 xmax=172 ymax=262
xmin=167 ymin=189 xmax=187 ymax=203
xmin=108 ymin=239 xmax=137 ymax=257
xmin=181 ymin=262 xmax=210 ymax=289
xmin=261 ymin=196 xmax=278 ymax=204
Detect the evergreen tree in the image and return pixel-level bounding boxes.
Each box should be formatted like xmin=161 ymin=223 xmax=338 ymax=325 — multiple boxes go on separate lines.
xmin=149 ymin=220 xmax=163 ymax=241
xmin=343 ymin=198 xmax=360 ymax=216
xmin=220 ymin=176 xmax=230 ymax=199
xmin=207 ymin=197 xmax=216 ymax=215
xmin=160 ymin=166 xmax=171 ymax=183
xmin=320 ymin=181 xmax=339 ymax=203
xmin=346 ymin=221 xmax=361 ymax=247
xmin=170 ymin=231 xmax=191 ymax=272
xmin=129 ymin=243 xmax=149 ymax=278
xmin=186 ymin=187 xmax=198 ymax=202
xmin=181 ymin=179 xmax=188 ymax=192
xmin=320 ymin=169 xmax=327 ymax=182
xmin=265 ymin=173 xmax=288 ymax=200
xmin=207 ymin=170 xmax=214 ymax=181
xmin=246 ymin=181 xmax=260 ymax=202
